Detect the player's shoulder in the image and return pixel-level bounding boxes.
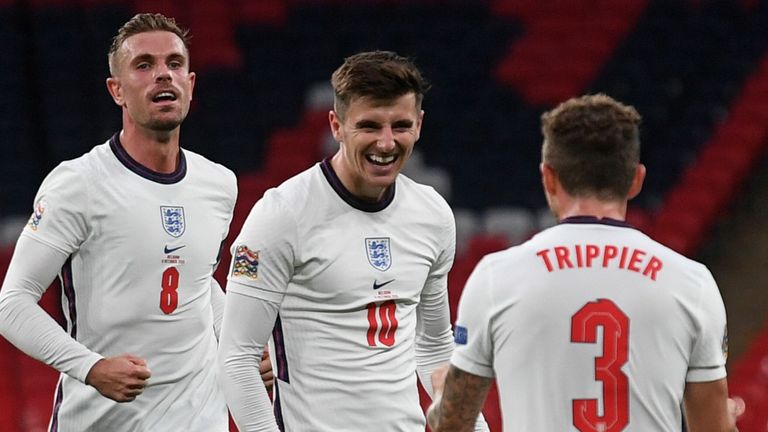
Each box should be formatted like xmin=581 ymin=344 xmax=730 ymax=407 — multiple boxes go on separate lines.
xmin=248 ymin=163 xmax=321 ymax=219
xmin=41 ymin=141 xmax=113 ymax=189
xmin=396 ymin=173 xmax=453 ymax=218
xmin=183 ymin=149 xmax=237 ymax=187
xmin=640 ymin=231 xmax=712 ymax=278
xmin=265 ymin=162 xmax=322 ymax=204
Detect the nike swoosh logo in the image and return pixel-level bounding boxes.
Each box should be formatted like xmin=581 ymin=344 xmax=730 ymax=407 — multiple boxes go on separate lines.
xmin=373 ymin=279 xmax=395 ymax=290
xmin=164 ymin=245 xmax=186 ymax=254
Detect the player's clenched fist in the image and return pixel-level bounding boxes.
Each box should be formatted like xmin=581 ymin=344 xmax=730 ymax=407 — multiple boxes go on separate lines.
xmin=85 ymin=354 xmax=152 ymax=402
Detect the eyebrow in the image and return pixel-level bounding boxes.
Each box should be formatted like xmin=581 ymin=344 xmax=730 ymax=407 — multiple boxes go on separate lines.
xmin=130 ymin=52 xmax=187 ymax=65
xmin=392 ymin=120 xmax=414 ymax=128
xmin=354 ymin=119 xmax=415 ymax=129
xmin=355 ymin=119 xmax=381 ymax=129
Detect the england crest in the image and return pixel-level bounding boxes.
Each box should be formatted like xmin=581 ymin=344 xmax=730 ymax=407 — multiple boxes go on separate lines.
xmin=160 ymin=206 xmax=186 ymax=238
xmin=365 ymin=237 xmax=391 ymax=271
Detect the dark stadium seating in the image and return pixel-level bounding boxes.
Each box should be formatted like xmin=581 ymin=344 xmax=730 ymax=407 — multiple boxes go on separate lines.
xmin=2 ymin=1 xmax=768 ymax=431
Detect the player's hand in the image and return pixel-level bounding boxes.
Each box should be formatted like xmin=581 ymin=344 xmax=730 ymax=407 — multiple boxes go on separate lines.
xmin=728 ymin=397 xmax=745 ymax=431
xmin=260 ymin=349 xmax=274 ymax=391
xmin=85 ymin=354 xmax=152 ymax=402
xmin=431 ymin=363 xmax=450 ymax=397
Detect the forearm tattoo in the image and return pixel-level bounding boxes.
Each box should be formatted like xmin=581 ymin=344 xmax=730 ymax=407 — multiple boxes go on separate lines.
xmin=433 ymin=366 xmax=492 ymax=432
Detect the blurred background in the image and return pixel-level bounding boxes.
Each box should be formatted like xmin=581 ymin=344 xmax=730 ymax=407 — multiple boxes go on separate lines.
xmin=0 ymin=0 xmax=767 ymax=430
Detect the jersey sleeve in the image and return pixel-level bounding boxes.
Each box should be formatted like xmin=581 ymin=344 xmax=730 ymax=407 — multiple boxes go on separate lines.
xmin=451 ymin=256 xmax=495 ymax=378
xmin=0 ymin=235 xmax=103 ymax=382
xmin=217 ymin=291 xmax=281 ymax=431
xmin=415 ymin=207 xmax=456 ymax=394
xmin=21 ymin=162 xmax=89 ymax=254
xmin=226 ymin=190 xmax=297 ymax=303
xmin=686 ymin=267 xmax=728 ymax=382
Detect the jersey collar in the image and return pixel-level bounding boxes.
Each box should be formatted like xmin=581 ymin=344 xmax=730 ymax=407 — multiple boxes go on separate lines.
xmin=559 ymin=215 xmax=636 ymax=229
xmin=320 ymin=158 xmax=395 ymax=213
xmin=109 ymin=132 xmax=187 ymax=184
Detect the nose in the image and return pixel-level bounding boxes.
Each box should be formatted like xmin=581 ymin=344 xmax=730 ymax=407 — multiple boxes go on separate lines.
xmin=376 ymin=126 xmax=396 ymax=152
xmin=154 ymin=64 xmax=172 ymax=83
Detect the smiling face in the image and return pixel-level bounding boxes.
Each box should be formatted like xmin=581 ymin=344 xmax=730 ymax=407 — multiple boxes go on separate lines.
xmin=329 ymin=92 xmax=423 ymax=201
xmin=106 ymin=30 xmax=195 ymax=133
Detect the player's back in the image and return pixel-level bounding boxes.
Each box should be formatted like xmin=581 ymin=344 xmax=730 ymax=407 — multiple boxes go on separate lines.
xmin=453 ymin=217 xmax=727 ymax=431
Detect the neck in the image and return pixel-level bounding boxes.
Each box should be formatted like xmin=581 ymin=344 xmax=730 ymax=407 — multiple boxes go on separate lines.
xmin=119 ymin=124 xmax=180 ymax=174
xmin=555 ymin=197 xmax=627 ymax=221
xmin=330 ymin=152 xmax=388 ymax=202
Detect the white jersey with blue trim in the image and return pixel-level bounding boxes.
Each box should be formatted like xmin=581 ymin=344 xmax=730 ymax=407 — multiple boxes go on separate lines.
xmin=226 ymin=159 xmax=456 ymax=431
xmin=451 ymin=217 xmax=728 ymax=431
xmin=21 ymin=133 xmax=235 ymax=432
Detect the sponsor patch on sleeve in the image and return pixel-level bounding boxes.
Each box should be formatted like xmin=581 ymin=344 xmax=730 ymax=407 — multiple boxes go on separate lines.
xmin=454 ymin=325 xmax=468 ymax=345
xmin=232 ymin=245 xmax=259 ymax=280
xmin=27 ymin=201 xmax=46 ymax=231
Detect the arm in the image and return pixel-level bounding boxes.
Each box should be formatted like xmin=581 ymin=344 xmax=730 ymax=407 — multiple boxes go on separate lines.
xmin=427 ymin=364 xmax=492 ymax=432
xmin=414 ymin=274 xmax=455 ymax=397
xmin=416 ymin=209 xmax=488 ymax=431
xmin=217 ymin=289 xmax=280 ymax=432
xmin=0 ymin=235 xmax=102 ymax=380
xmin=0 ymin=235 xmax=150 ymax=401
xmin=210 ymin=277 xmax=225 ymax=340
xmin=683 ymin=378 xmax=736 ymax=432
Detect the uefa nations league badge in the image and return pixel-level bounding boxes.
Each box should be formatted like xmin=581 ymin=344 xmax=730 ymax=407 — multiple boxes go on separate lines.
xmin=160 ymin=206 xmax=186 ymax=238
xmin=366 ymin=237 xmax=392 ymax=271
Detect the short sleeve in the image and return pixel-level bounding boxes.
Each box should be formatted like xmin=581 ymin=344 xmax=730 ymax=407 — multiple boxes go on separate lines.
xmin=226 ymin=190 xmax=296 ymax=304
xmin=687 ymin=267 xmax=728 ymax=382
xmin=21 ymin=162 xmax=89 ymax=255
xmin=451 ymin=257 xmax=495 ymax=378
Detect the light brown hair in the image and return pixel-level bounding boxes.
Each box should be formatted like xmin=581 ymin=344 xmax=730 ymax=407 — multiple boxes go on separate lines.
xmin=108 ymin=13 xmax=190 ymax=75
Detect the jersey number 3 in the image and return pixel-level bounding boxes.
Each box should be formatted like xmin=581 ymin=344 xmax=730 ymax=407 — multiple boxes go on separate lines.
xmin=570 ymin=299 xmax=629 ymax=432
xmin=366 ymin=301 xmax=398 ymax=347
xmin=160 ymin=267 xmax=179 ymax=314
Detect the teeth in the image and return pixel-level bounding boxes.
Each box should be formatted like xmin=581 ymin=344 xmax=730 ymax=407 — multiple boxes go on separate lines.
xmin=368 ymin=154 xmax=395 ymax=164
xmin=154 ymin=92 xmax=176 ymax=101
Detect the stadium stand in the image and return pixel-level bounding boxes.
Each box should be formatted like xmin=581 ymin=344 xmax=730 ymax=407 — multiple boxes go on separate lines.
xmin=1 ymin=1 xmax=767 ymax=431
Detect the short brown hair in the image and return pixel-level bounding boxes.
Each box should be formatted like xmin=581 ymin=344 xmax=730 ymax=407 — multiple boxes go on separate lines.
xmin=541 ymin=94 xmax=642 ymax=200
xmin=331 ymin=50 xmax=430 ymax=119
xmin=108 ymin=13 xmax=190 ymax=75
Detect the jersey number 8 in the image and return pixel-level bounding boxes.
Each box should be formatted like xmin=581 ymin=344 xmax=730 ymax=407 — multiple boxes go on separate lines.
xmin=160 ymin=267 xmax=180 ymax=314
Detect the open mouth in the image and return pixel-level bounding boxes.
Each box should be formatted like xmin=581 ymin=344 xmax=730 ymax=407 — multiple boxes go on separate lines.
xmin=366 ymin=154 xmax=397 ymax=166
xmin=152 ymin=91 xmax=178 ymax=103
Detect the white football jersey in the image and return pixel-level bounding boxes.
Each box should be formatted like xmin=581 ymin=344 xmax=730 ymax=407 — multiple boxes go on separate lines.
xmin=227 ymin=159 xmax=455 ymax=431
xmin=452 ymin=217 xmax=727 ymax=431
xmin=22 ymin=134 xmax=235 ymax=431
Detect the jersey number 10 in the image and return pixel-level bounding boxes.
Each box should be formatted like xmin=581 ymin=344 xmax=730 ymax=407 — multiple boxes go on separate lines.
xmin=366 ymin=301 xmax=399 ymax=347
xmin=570 ymin=299 xmax=629 ymax=432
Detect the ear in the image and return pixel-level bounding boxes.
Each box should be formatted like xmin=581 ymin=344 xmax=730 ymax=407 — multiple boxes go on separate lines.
xmin=413 ymin=110 xmax=425 ymax=142
xmin=106 ymin=77 xmax=124 ymax=106
xmin=188 ymin=71 xmax=196 ymax=100
xmin=627 ymin=163 xmax=646 ymax=200
xmin=329 ymin=110 xmax=343 ymax=142
xmin=540 ymin=163 xmax=559 ymax=197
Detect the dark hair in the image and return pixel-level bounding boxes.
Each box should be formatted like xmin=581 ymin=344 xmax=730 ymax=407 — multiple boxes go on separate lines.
xmin=331 ymin=50 xmax=430 ymax=119
xmin=108 ymin=13 xmax=190 ymax=75
xmin=541 ymin=93 xmax=642 ymax=200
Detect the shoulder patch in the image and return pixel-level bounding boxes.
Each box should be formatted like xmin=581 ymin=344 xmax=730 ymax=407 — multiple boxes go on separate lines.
xmin=232 ymin=245 xmax=260 ymax=280
xmin=454 ymin=325 xmax=468 ymax=345
xmin=27 ymin=201 xmax=46 ymax=231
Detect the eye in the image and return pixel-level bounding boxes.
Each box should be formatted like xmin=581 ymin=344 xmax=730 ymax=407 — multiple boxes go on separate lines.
xmin=169 ymin=61 xmax=183 ymax=69
xmin=136 ymin=62 xmax=151 ymax=70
